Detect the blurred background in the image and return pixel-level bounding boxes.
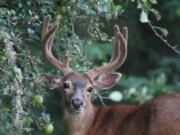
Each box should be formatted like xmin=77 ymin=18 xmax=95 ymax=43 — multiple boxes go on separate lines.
xmin=0 ymin=0 xmax=179 ymax=135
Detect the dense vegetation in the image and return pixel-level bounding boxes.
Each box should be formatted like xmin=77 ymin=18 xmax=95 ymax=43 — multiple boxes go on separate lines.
xmin=0 ymin=0 xmax=179 ymax=135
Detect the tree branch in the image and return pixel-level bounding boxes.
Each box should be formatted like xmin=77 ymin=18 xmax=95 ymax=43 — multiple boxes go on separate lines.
xmin=148 ymin=22 xmax=180 ymax=54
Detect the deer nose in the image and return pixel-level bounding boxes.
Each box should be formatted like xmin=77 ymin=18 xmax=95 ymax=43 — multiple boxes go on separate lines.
xmin=71 ymin=98 xmax=83 ymax=110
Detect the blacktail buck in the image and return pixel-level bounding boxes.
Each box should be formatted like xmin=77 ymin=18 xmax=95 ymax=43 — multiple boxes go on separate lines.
xmin=41 ymin=16 xmax=180 ymax=135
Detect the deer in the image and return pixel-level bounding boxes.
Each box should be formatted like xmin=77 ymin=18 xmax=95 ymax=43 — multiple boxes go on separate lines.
xmin=40 ymin=15 xmax=180 ymax=135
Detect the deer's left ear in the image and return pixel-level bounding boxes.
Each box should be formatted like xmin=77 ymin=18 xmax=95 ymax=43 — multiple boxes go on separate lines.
xmin=94 ymin=72 xmax=122 ymax=89
xmin=38 ymin=74 xmax=63 ymax=90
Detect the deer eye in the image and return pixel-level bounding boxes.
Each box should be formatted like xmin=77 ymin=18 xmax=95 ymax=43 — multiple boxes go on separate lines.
xmin=87 ymin=87 xmax=93 ymax=93
xmin=63 ymin=82 xmax=70 ymax=89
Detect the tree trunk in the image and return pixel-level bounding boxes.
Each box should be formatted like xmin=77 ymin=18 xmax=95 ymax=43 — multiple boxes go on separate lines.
xmin=3 ymin=34 xmax=23 ymax=131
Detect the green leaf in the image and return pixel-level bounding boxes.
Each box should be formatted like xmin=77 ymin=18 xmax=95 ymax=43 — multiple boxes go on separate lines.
xmin=151 ymin=9 xmax=161 ymax=21
xmin=149 ymin=0 xmax=157 ymax=4
xmin=156 ymin=73 xmax=166 ymax=86
xmin=159 ymin=27 xmax=169 ymax=37
xmin=137 ymin=1 xmax=142 ymax=9
xmin=10 ymin=67 xmax=17 ymax=79
xmin=140 ymin=10 xmax=149 ymax=23
xmin=10 ymin=67 xmax=22 ymax=79
xmin=175 ymin=7 xmax=180 ymax=17
xmin=115 ymin=5 xmax=122 ymax=11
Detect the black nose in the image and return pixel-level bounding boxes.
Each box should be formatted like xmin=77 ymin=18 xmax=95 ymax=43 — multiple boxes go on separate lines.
xmin=71 ymin=98 xmax=83 ymax=110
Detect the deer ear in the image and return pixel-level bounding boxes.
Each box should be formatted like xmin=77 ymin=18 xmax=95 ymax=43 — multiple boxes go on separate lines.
xmin=38 ymin=74 xmax=63 ymax=90
xmin=95 ymin=72 xmax=122 ymax=89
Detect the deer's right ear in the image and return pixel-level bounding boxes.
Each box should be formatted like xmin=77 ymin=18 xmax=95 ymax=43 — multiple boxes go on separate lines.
xmin=94 ymin=72 xmax=122 ymax=89
xmin=38 ymin=74 xmax=63 ymax=90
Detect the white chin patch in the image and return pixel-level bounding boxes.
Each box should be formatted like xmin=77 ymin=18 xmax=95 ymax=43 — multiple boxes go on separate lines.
xmin=65 ymin=107 xmax=85 ymax=118
xmin=73 ymin=107 xmax=85 ymax=114
xmin=64 ymin=108 xmax=85 ymax=121
xmin=78 ymin=107 xmax=85 ymax=113
xmin=70 ymin=105 xmax=85 ymax=113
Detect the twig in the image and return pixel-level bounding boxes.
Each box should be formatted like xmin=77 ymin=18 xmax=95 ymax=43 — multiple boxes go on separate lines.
xmin=96 ymin=92 xmax=107 ymax=107
xmin=148 ymin=22 xmax=180 ymax=54
xmin=16 ymin=53 xmax=37 ymax=71
xmin=0 ymin=67 xmax=10 ymax=76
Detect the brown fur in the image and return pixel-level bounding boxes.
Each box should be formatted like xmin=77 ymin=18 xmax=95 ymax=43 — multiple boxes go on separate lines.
xmin=41 ymin=73 xmax=180 ymax=135
xmin=62 ymin=94 xmax=180 ymax=135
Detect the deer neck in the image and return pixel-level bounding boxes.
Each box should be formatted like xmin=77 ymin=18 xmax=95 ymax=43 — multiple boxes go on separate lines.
xmin=63 ymin=103 xmax=97 ymax=135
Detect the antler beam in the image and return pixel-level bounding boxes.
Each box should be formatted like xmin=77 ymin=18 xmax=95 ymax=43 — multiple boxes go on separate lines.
xmin=42 ymin=15 xmax=74 ymax=75
xmin=86 ymin=25 xmax=128 ymax=79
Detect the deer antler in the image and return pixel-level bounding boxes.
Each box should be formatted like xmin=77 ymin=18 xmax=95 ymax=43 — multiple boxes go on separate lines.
xmin=42 ymin=15 xmax=74 ymax=75
xmin=110 ymin=25 xmax=128 ymax=63
xmin=86 ymin=25 xmax=128 ymax=79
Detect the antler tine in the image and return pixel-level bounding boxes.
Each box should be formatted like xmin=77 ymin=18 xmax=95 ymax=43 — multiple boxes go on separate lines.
xmin=86 ymin=25 xmax=128 ymax=79
xmin=109 ymin=37 xmax=116 ymax=63
xmin=109 ymin=25 xmax=121 ymax=63
xmin=42 ymin=15 xmax=51 ymax=41
xmin=110 ymin=26 xmax=128 ymax=69
xmin=116 ymin=27 xmax=128 ymax=67
xmin=42 ymin=16 xmax=74 ymax=75
xmin=121 ymin=27 xmax=128 ymax=42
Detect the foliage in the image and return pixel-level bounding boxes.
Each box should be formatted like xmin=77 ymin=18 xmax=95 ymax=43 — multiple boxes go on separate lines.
xmin=0 ymin=0 xmax=179 ymax=135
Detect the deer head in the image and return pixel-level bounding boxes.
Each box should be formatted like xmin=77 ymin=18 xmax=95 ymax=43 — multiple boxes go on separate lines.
xmin=41 ymin=15 xmax=128 ymax=115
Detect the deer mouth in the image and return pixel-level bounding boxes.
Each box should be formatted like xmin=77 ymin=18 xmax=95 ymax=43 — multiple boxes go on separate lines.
xmin=71 ymin=104 xmax=85 ymax=113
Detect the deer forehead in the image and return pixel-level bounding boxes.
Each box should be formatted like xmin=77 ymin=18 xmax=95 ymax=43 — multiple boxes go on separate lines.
xmin=64 ymin=73 xmax=93 ymax=88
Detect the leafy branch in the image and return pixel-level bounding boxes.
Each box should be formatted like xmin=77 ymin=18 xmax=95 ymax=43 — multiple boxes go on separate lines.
xmin=148 ymin=22 xmax=180 ymax=54
xmin=135 ymin=0 xmax=180 ymax=54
